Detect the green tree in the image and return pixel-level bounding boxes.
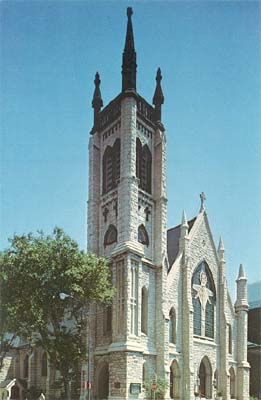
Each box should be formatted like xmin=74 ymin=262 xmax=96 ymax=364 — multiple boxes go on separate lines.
xmin=0 ymin=227 xmax=115 ymax=400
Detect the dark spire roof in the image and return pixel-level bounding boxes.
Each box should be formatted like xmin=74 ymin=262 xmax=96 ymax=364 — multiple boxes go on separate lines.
xmin=153 ymin=68 xmax=164 ymax=121
xmin=122 ymin=7 xmax=137 ymax=92
xmin=92 ymin=72 xmax=103 ymax=111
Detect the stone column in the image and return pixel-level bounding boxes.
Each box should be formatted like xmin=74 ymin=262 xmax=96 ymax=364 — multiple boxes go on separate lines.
xmin=235 ymin=265 xmax=250 ymax=400
xmin=87 ymin=132 xmax=101 ymax=254
xmin=218 ymin=238 xmax=229 ymax=400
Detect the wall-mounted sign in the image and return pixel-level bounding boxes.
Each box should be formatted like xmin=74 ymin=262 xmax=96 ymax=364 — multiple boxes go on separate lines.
xmin=130 ymin=383 xmax=141 ymax=394
xmin=114 ymin=382 xmax=121 ymax=389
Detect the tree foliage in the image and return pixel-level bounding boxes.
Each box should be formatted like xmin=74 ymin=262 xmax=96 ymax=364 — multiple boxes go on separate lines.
xmin=0 ymin=227 xmax=115 ymax=398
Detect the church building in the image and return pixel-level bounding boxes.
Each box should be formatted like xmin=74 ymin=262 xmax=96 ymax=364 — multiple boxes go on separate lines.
xmin=85 ymin=7 xmax=250 ymax=400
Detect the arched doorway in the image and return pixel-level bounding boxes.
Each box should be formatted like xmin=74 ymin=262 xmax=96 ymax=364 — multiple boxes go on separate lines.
xmin=199 ymin=356 xmax=212 ymax=399
xmin=229 ymin=367 xmax=236 ymax=399
xmin=10 ymin=384 xmax=20 ymax=399
xmin=97 ymin=363 xmax=109 ymax=400
xmin=170 ymin=360 xmax=181 ymax=399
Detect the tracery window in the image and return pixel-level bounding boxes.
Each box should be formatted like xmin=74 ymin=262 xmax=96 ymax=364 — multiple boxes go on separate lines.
xmin=102 ymin=139 xmax=120 ymax=194
xmin=141 ymin=287 xmax=148 ymax=334
xmin=104 ymin=224 xmax=117 ymax=246
xmin=169 ymin=307 xmax=176 ymax=344
xmin=192 ymin=261 xmax=216 ymax=338
xmin=136 ymin=138 xmax=152 ymax=193
xmin=138 ymin=224 xmax=149 ymax=246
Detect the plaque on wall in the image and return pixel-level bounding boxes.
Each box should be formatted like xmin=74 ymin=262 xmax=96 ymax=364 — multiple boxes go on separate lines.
xmin=130 ymin=383 xmax=141 ymax=394
xmin=114 ymin=382 xmax=121 ymax=389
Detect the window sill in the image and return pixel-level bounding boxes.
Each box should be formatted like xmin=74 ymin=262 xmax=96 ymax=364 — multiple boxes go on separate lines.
xmin=193 ymin=336 xmax=217 ymax=346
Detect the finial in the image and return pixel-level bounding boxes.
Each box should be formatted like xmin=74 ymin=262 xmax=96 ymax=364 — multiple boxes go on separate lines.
xmin=127 ymin=7 xmax=133 ymax=18
xmin=92 ymin=72 xmax=103 ymax=110
xmin=200 ymin=192 xmax=206 ymax=212
xmin=91 ymin=72 xmax=103 ymax=133
xmin=122 ymin=7 xmax=137 ymax=92
xmin=153 ymin=67 xmax=164 ymax=121
xmin=238 ymin=264 xmax=246 ymax=279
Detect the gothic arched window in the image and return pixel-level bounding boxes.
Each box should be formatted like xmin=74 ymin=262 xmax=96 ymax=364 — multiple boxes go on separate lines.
xmin=136 ymin=138 xmax=152 ymax=194
xmin=102 ymin=139 xmax=121 ymax=194
xmin=138 ymin=224 xmax=149 ymax=246
xmin=41 ymin=352 xmax=47 ymax=377
xmin=104 ymin=225 xmax=117 ymax=246
xmin=169 ymin=308 xmax=176 ymax=344
xmin=192 ymin=261 xmax=216 ymax=338
xmin=141 ymin=287 xmax=148 ymax=334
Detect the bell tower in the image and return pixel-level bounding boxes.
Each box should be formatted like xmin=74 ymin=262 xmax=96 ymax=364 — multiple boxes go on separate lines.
xmin=86 ymin=7 xmax=168 ymax=400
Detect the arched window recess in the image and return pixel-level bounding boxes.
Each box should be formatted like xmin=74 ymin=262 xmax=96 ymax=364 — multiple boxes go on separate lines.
xmin=136 ymin=138 xmax=152 ymax=194
xmin=138 ymin=224 xmax=149 ymax=247
xmin=102 ymin=139 xmax=121 ymax=194
xmin=169 ymin=307 xmax=176 ymax=344
xmin=104 ymin=224 xmax=117 ymax=247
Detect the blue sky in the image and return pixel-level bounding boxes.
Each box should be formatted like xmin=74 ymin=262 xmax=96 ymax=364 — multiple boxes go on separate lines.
xmin=1 ymin=1 xmax=260 ymax=299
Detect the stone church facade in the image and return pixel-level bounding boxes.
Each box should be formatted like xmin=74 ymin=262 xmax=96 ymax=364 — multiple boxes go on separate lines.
xmin=84 ymin=8 xmax=250 ymax=400
xmin=0 ymin=8 xmax=250 ymax=400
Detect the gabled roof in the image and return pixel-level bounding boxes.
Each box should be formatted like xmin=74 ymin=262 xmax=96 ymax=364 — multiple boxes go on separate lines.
xmin=167 ymin=217 xmax=196 ymax=267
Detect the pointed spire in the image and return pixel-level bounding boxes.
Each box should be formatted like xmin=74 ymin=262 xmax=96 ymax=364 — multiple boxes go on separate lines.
xmin=122 ymin=7 xmax=137 ymax=92
xmin=218 ymin=236 xmax=225 ymax=262
xmin=153 ymin=68 xmax=164 ymax=121
xmin=238 ymin=263 xmax=246 ymax=280
xmin=180 ymin=210 xmax=189 ymax=241
xmin=181 ymin=210 xmax=188 ymax=227
xmin=218 ymin=236 xmax=225 ymax=252
xmin=92 ymin=72 xmax=103 ymax=132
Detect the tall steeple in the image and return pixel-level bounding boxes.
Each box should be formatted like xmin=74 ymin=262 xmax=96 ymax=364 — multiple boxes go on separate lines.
xmin=153 ymin=68 xmax=164 ymax=121
xmin=122 ymin=7 xmax=137 ymax=92
xmin=92 ymin=72 xmax=103 ymax=132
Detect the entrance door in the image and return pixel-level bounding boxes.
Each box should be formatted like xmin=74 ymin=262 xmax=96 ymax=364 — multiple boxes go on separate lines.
xmin=97 ymin=363 xmax=109 ymax=399
xmin=199 ymin=356 xmax=212 ymax=399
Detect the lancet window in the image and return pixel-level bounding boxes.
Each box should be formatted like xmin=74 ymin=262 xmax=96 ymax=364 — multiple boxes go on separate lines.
xmin=41 ymin=352 xmax=47 ymax=377
xmin=136 ymin=138 xmax=152 ymax=193
xmin=116 ymin=260 xmax=125 ymax=334
xmin=141 ymin=286 xmax=148 ymax=334
xmin=169 ymin=307 xmax=176 ymax=344
xmin=102 ymin=138 xmax=120 ymax=194
xmin=192 ymin=261 xmax=216 ymax=338
xmin=130 ymin=260 xmax=138 ymax=335
xmin=228 ymin=324 xmax=232 ymax=354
